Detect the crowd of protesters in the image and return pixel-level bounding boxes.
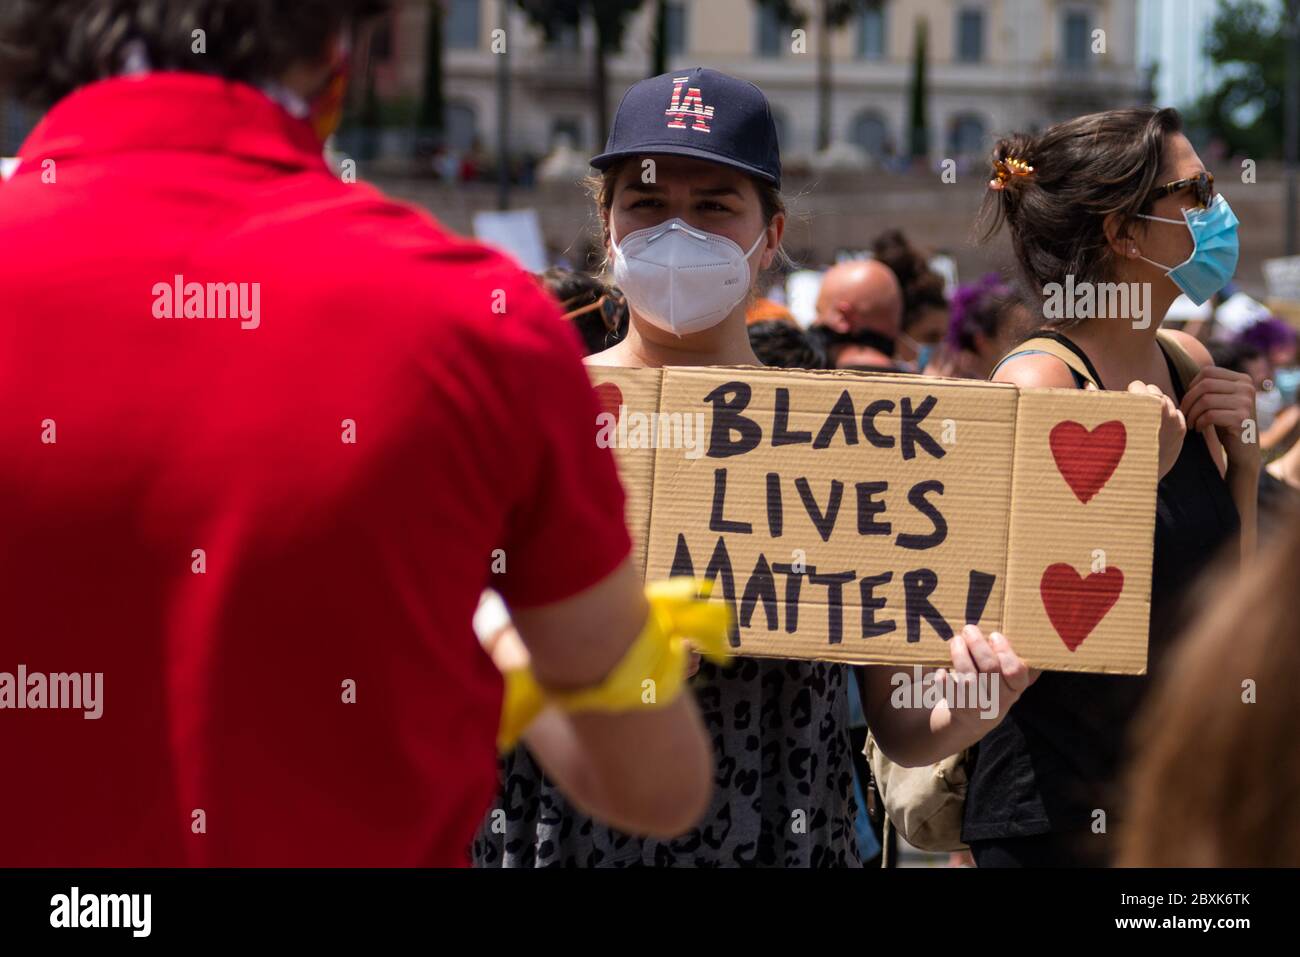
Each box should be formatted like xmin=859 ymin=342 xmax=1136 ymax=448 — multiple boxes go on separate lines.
xmin=490 ymin=88 xmax=1300 ymax=870
xmin=2 ymin=0 xmax=1298 ymax=870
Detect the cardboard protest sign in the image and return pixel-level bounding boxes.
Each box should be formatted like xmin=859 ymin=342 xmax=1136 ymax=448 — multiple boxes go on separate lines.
xmin=471 ymin=209 xmax=548 ymax=273
xmin=1263 ymin=254 xmax=1300 ymax=304
xmin=1263 ymin=255 xmax=1300 ymax=330
xmin=588 ymin=365 xmax=1160 ymax=675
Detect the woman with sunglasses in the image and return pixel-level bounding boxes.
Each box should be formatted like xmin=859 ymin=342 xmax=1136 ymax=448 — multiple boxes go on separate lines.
xmin=474 ymin=68 xmax=1035 ymax=869
xmin=971 ymin=108 xmax=1258 ymax=867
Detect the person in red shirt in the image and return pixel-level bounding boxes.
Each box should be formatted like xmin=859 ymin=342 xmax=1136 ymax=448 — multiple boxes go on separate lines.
xmin=0 ymin=0 xmax=711 ymax=866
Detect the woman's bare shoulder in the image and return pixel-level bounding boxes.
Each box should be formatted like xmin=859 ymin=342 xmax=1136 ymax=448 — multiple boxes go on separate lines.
xmin=991 ymin=351 xmax=1080 ymax=389
xmin=1162 ymin=328 xmax=1214 ymax=369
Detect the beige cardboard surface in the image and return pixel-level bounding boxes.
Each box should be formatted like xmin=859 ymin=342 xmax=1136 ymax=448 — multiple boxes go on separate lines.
xmin=1002 ymin=387 xmax=1160 ymax=674
xmin=587 ymin=365 xmax=1162 ymax=674
xmin=589 ymin=366 xmax=663 ymax=575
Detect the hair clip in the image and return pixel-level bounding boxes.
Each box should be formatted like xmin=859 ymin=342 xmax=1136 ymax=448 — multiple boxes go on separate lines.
xmin=990 ymin=156 xmax=1034 ymax=191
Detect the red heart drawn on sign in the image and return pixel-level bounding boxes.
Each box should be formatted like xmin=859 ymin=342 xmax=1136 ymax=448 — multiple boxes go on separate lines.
xmin=593 ymin=382 xmax=623 ymax=421
xmin=1039 ymin=563 xmax=1124 ymax=652
xmin=1049 ymin=420 xmax=1126 ymax=504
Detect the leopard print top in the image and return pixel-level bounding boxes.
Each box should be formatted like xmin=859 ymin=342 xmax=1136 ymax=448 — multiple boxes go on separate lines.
xmin=472 ymin=656 xmax=860 ymax=868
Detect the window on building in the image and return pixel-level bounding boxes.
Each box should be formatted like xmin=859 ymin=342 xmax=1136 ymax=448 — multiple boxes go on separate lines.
xmin=948 ymin=114 xmax=987 ymax=157
xmin=857 ymin=5 xmax=886 ymax=60
xmin=446 ymin=0 xmax=480 ymax=50
xmin=757 ymin=5 xmax=786 ymax=58
xmin=1063 ymin=11 xmax=1091 ymax=66
xmin=665 ymin=2 xmax=688 ymax=57
xmin=849 ymin=111 xmax=890 ymax=161
xmin=956 ymin=8 xmax=984 ymax=63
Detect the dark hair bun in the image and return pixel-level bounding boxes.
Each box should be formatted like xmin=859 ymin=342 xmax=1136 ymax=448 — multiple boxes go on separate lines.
xmin=871 ymin=229 xmax=948 ymax=327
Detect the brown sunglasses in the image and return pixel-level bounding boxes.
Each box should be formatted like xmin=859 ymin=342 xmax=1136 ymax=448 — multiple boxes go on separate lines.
xmin=562 ymin=292 xmax=625 ymax=334
xmin=1147 ymin=170 xmax=1215 ymax=209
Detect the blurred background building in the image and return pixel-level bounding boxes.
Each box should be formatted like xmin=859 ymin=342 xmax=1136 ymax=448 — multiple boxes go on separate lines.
xmin=1 ymin=0 xmax=1295 ymax=298
xmin=315 ymin=0 xmax=1290 ymax=293
xmin=354 ymin=0 xmax=1150 ymax=166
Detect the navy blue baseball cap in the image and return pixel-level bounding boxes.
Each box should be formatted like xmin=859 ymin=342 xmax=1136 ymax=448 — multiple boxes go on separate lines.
xmin=591 ymin=67 xmax=782 ymax=188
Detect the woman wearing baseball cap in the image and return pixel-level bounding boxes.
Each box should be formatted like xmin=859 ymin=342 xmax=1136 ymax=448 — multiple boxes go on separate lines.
xmin=475 ymin=68 xmax=1034 ymax=868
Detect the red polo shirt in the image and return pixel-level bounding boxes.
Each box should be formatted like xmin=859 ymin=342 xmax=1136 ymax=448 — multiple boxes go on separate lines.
xmin=0 ymin=73 xmax=630 ymax=866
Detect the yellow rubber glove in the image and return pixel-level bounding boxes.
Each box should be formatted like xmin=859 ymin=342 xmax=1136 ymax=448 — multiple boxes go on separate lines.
xmin=497 ymin=578 xmax=733 ymax=752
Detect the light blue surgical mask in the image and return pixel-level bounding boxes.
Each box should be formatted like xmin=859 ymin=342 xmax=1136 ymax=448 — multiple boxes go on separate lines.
xmin=1135 ymin=194 xmax=1239 ymax=306
xmin=898 ymin=332 xmax=935 ymax=371
xmin=1276 ymin=365 xmax=1300 ymax=405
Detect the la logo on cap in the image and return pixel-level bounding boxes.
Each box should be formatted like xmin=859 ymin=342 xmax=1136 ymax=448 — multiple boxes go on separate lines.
xmin=665 ymin=76 xmax=714 ymax=133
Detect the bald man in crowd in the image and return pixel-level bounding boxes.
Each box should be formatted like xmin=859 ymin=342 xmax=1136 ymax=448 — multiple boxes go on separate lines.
xmin=810 ymin=259 xmax=906 ymax=370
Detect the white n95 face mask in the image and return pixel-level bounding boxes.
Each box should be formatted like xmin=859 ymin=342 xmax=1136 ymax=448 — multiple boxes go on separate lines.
xmin=611 ymin=218 xmax=767 ymax=336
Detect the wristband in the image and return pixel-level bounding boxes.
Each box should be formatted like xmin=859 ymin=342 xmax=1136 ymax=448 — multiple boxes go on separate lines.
xmin=497 ymin=578 xmax=733 ymax=751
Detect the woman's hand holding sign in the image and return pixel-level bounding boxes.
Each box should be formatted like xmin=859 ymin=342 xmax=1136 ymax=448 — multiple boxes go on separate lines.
xmin=864 ymin=625 xmax=1037 ymax=769
xmin=930 ymin=625 xmax=1038 ymax=740
xmin=1127 ymin=380 xmax=1186 ymax=479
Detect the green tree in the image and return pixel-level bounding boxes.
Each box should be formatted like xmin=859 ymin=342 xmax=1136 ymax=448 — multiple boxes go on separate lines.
xmin=651 ymin=0 xmax=668 ymax=78
xmin=1186 ymin=0 xmax=1290 ymax=159
xmin=757 ymin=0 xmax=884 ymax=152
xmin=417 ymin=1 xmax=446 ymax=143
xmin=515 ymin=0 xmax=646 ymax=147
xmin=907 ymin=16 xmax=928 ymax=161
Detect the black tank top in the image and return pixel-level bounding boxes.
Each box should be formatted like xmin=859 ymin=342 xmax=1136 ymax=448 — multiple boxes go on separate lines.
xmin=962 ymin=332 xmax=1240 ymax=850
